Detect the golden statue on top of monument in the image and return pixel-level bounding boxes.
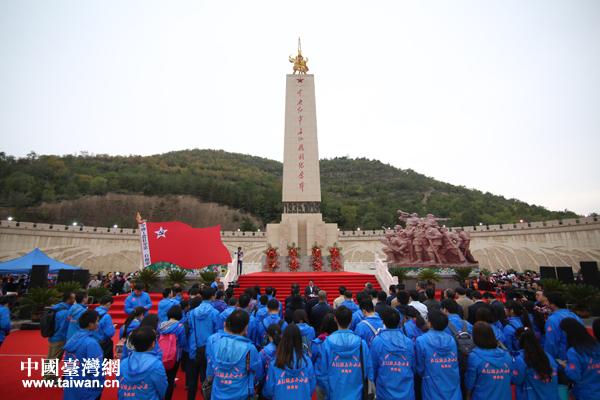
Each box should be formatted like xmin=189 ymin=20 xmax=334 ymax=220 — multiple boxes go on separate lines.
xmin=289 ymin=37 xmax=309 ymax=74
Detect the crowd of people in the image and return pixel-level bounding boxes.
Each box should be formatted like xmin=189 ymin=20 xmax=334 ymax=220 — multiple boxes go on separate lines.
xmin=8 ymin=274 xmax=600 ymax=400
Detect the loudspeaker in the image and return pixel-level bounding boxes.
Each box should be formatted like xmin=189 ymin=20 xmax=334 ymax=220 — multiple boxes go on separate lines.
xmin=29 ymin=265 xmax=49 ymax=289
xmin=580 ymin=261 xmax=600 ymax=289
xmin=556 ymin=267 xmax=575 ymax=284
xmin=73 ymin=269 xmax=90 ymax=288
xmin=57 ymin=269 xmax=74 ymax=283
xmin=539 ymin=266 xmax=557 ymax=280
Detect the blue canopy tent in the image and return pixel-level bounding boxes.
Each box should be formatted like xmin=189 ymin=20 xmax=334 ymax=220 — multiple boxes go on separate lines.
xmin=0 ymin=248 xmax=82 ymax=274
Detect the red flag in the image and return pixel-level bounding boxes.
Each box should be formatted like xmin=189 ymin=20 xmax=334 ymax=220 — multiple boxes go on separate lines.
xmin=139 ymin=222 xmax=231 ymax=270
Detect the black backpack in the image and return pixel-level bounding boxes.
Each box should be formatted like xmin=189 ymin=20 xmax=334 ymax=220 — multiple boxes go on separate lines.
xmin=448 ymin=320 xmax=476 ymax=379
xmin=40 ymin=306 xmax=68 ymax=338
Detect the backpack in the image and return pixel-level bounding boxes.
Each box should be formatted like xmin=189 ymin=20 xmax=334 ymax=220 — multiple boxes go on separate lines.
xmin=301 ymin=334 xmax=312 ymax=356
xmin=40 ymin=306 xmax=68 ymax=338
xmin=261 ymin=319 xmax=284 ymax=348
xmin=447 ymin=320 xmax=476 ymax=378
xmin=158 ymin=331 xmax=178 ymax=370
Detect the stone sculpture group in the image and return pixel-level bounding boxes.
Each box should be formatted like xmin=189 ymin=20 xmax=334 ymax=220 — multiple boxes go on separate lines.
xmin=381 ymin=211 xmax=477 ymax=267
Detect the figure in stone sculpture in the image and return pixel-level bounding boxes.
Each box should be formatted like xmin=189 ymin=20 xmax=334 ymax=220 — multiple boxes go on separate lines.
xmin=424 ymin=221 xmax=444 ymax=263
xmin=454 ymin=227 xmax=475 ymax=263
xmin=381 ymin=225 xmax=411 ymax=263
xmin=406 ymin=219 xmax=427 ymax=263
xmin=438 ymin=227 xmax=467 ymax=264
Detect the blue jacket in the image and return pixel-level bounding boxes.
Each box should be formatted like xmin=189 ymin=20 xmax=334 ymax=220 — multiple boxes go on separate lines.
xmin=349 ymin=309 xmax=381 ymax=331
xmin=188 ymin=301 xmax=221 ymax=359
xmin=565 ymin=344 xmax=600 ymax=400
xmin=120 ymin=319 xmax=141 ymax=360
xmin=491 ymin=322 xmax=506 ymax=345
xmin=529 ymin=315 xmax=546 ymax=348
xmin=157 ymin=298 xmax=180 ymax=323
xmin=267 ymin=295 xmax=284 ymax=319
xmin=158 ymin=320 xmax=187 ymax=361
xmin=48 ymin=302 xmax=71 ymax=343
xmin=370 ymin=328 xmax=415 ymax=400
xmin=63 ymin=330 xmax=105 ymax=400
xmin=263 ymin=353 xmax=316 ymax=400
xmin=464 ymin=347 xmax=513 ymax=400
xmin=124 ymin=291 xmax=153 ymax=315
xmin=504 ymin=317 xmax=525 ymax=354
xmin=66 ymin=303 xmax=87 ymax=341
xmin=219 ymin=306 xmax=236 ymax=331
xmin=254 ymin=313 xmax=288 ymax=348
xmin=511 ymin=350 xmax=559 ymax=400
xmin=444 ymin=314 xmax=473 ymax=337
xmin=311 ymin=336 xmax=328 ymax=389
xmin=92 ymin=306 xmax=116 ymax=341
xmin=545 ymin=309 xmax=582 ymax=368
xmin=118 ymin=349 xmax=168 ymax=400
xmin=296 ymin=322 xmax=316 ymax=343
xmin=207 ymin=333 xmax=264 ymax=400
xmin=206 ymin=330 xmax=226 ymax=376
xmin=341 ymin=300 xmax=360 ymax=313
xmin=214 ymin=299 xmax=228 ymax=313
xmin=255 ymin=305 xmax=269 ymax=322
xmin=355 ymin=315 xmax=384 ymax=347
xmin=415 ymin=330 xmax=461 ymax=400
xmin=401 ymin=319 xmax=425 ymax=345
xmin=258 ymin=342 xmax=277 ymax=384
xmin=320 ymin=330 xmax=374 ymax=400
xmin=0 ymin=305 xmax=11 ymax=342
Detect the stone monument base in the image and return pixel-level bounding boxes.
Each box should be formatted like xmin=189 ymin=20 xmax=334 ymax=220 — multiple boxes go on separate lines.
xmin=386 ymin=262 xmax=479 ymax=269
xmin=266 ymin=213 xmax=338 ymax=257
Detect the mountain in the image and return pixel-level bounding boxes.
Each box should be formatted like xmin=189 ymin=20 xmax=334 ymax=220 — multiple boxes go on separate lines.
xmin=0 ymin=149 xmax=580 ymax=229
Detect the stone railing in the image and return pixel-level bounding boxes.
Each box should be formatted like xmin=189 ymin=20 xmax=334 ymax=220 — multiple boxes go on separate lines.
xmin=375 ymin=257 xmax=398 ymax=295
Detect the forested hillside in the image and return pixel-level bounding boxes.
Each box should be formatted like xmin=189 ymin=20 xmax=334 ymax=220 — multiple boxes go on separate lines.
xmin=0 ymin=149 xmax=580 ymax=230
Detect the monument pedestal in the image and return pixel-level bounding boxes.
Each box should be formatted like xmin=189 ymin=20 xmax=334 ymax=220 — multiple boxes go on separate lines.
xmin=266 ymin=214 xmax=337 ymax=256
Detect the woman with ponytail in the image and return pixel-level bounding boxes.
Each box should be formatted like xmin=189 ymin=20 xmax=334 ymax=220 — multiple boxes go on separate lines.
xmin=560 ymin=317 xmax=600 ymax=400
xmin=311 ymin=313 xmax=338 ymax=400
xmin=257 ymin=323 xmax=282 ymax=399
xmin=475 ymin=304 xmax=506 ymax=345
xmin=511 ymin=327 xmax=558 ymax=400
xmin=521 ymin=301 xmax=546 ymax=347
xmin=504 ymin=301 xmax=533 ymax=354
xmin=263 ymin=324 xmax=316 ymax=400
xmin=401 ymin=306 xmax=427 ymax=345
xmin=119 ymin=307 xmax=146 ymax=360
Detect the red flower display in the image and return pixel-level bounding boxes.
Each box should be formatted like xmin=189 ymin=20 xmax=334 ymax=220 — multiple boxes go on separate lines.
xmin=287 ymin=242 xmax=301 ymax=272
xmin=311 ymin=244 xmax=323 ymax=272
xmin=264 ymin=244 xmax=280 ymax=272
xmin=327 ymin=243 xmax=343 ymax=272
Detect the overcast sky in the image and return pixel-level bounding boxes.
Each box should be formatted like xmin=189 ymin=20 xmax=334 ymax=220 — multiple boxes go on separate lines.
xmin=1 ymin=1 xmax=599 ymax=215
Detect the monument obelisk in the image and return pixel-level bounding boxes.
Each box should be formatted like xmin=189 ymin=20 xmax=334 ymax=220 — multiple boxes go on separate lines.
xmin=267 ymin=39 xmax=338 ymax=257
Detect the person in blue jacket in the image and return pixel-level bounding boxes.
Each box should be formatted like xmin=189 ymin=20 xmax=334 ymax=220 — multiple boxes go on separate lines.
xmin=370 ymin=307 xmax=416 ymax=400
xmin=441 ymin=299 xmax=473 ymax=336
xmin=66 ymin=291 xmax=88 ymax=341
xmin=354 ymin=299 xmax=383 ymax=347
xmin=544 ymin=292 xmax=583 ymax=383
xmin=311 ymin=313 xmax=338 ymax=400
xmin=258 ymin=323 xmax=282 ymax=398
xmin=220 ymin=297 xmax=239 ymax=330
xmin=43 ymin=292 xmax=74 ymax=380
xmin=265 ymin=286 xmax=284 ymax=319
xmin=464 ymin=321 xmax=513 ymax=400
xmin=348 ymin=292 xmax=381 ymax=331
xmin=124 ymin=284 xmax=153 ymax=315
xmin=522 ymin=301 xmax=546 ymax=348
xmin=263 ymin=323 xmax=316 ymax=400
xmin=401 ymin=307 xmax=426 ymax=345
xmin=0 ymin=297 xmax=13 ymax=349
xmin=504 ymin=300 xmax=535 ymax=355
xmin=93 ymin=295 xmax=116 ymax=359
xmin=320 ymin=306 xmax=374 ymax=400
xmin=214 ymin=290 xmax=228 ymax=313
xmin=119 ymin=307 xmax=145 ymax=360
xmin=255 ymin=299 xmax=288 ymax=348
xmin=415 ymin=309 xmax=461 ymax=400
xmin=118 ymin=325 xmax=168 ymax=400
xmin=293 ymin=309 xmax=316 ymax=347
xmin=254 ymin=295 xmax=270 ymax=322
xmin=474 ymin=305 xmax=506 ymax=345
xmin=158 ymin=305 xmax=187 ymax=400
xmin=511 ymin=327 xmax=558 ymax=400
xmin=341 ymin=290 xmax=360 ymax=313
xmin=207 ymin=309 xmax=264 ymax=400
xmin=560 ymin=317 xmax=600 ymax=400
xmin=63 ymin=309 xmax=105 ymax=400
xmin=187 ymin=287 xmax=221 ymax=400
xmin=158 ymin=288 xmax=180 ymax=323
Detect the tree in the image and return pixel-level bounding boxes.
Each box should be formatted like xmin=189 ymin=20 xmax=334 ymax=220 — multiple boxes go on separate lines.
xmin=6 ymin=172 xmax=35 ymax=193
xmin=340 ymin=205 xmax=357 ymax=229
xmin=240 ymin=217 xmax=257 ymax=232
xmin=90 ymin=177 xmax=108 ymax=195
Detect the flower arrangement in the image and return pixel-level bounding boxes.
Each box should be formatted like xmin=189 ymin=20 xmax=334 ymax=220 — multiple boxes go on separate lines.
xmin=287 ymin=242 xmax=301 ymax=272
xmin=264 ymin=244 xmax=280 ymax=272
xmin=311 ymin=243 xmax=323 ymax=272
xmin=327 ymin=243 xmax=343 ymax=272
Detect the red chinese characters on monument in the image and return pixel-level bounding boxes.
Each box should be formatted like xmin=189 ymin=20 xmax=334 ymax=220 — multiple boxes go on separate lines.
xmin=296 ymin=86 xmax=305 ymax=191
